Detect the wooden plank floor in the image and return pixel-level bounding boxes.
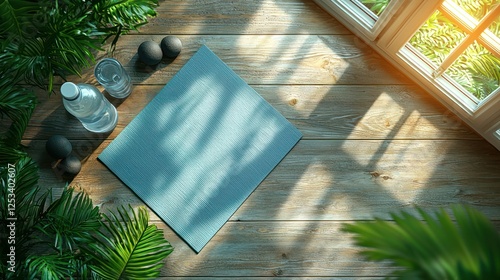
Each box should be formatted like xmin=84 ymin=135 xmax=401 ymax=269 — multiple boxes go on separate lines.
xmin=23 ymin=0 xmax=500 ymax=278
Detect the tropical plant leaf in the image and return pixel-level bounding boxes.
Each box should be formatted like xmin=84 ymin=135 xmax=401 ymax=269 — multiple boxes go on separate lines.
xmin=0 ymin=144 xmax=27 ymax=163
xmin=0 ymin=37 xmax=53 ymax=90
xmin=36 ymin=187 xmax=102 ymax=253
xmin=0 ymin=153 xmax=49 ymax=279
xmin=94 ymin=0 xmax=158 ymax=30
xmin=342 ymin=205 xmax=500 ymax=280
xmin=93 ymin=0 xmax=158 ymax=51
xmin=86 ymin=206 xmax=173 ymax=280
xmin=0 ymin=154 xmax=41 ymax=228
xmin=1 ymin=0 xmax=158 ymax=92
xmin=0 ymin=78 xmax=36 ymax=113
xmin=0 ymin=0 xmax=39 ymax=37
xmin=1 ymin=1 xmax=167 ymax=278
xmin=24 ymin=253 xmax=74 ymax=280
xmin=0 ymin=78 xmax=37 ymax=147
xmin=40 ymin=3 xmax=104 ymax=74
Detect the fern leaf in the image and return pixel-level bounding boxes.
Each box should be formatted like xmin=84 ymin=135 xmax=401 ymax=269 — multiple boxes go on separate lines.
xmin=85 ymin=206 xmax=173 ymax=280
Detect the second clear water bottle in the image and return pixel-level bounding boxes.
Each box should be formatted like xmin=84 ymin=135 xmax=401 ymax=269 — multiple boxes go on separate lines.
xmin=61 ymin=82 xmax=118 ymax=133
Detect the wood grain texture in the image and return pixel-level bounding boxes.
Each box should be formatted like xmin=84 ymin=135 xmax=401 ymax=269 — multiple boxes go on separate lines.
xmin=25 ymin=85 xmax=479 ymax=140
xmin=27 ymin=139 xmax=500 ymax=221
xmin=51 ymin=34 xmax=409 ymax=87
xmin=154 ymin=221 xmax=394 ymax=277
xmin=17 ymin=0 xmax=500 ymax=278
xmin=148 ymin=0 xmax=349 ymax=35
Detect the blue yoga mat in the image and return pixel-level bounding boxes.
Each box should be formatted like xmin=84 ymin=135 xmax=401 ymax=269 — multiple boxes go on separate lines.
xmin=98 ymin=45 xmax=302 ymax=252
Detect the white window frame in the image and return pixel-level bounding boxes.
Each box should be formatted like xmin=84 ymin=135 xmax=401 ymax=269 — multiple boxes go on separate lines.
xmin=314 ymin=0 xmax=500 ymax=150
xmin=315 ymin=0 xmax=405 ymax=40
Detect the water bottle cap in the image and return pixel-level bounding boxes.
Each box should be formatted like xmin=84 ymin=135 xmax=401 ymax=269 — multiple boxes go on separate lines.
xmin=61 ymin=82 xmax=80 ymax=100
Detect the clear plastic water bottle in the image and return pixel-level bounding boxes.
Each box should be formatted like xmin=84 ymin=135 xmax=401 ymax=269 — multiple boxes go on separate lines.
xmin=61 ymin=82 xmax=118 ymax=133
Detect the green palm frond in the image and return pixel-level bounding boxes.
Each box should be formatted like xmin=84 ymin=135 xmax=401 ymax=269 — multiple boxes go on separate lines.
xmin=0 ymin=145 xmax=28 ymax=163
xmin=1 ymin=0 xmax=158 ymax=92
xmin=343 ymin=205 xmax=500 ymax=279
xmin=0 ymin=0 xmax=38 ymax=37
xmin=44 ymin=22 xmax=102 ymax=86
xmin=1 ymin=1 xmax=169 ymax=278
xmin=37 ymin=187 xmax=102 ymax=253
xmin=0 ymin=154 xmax=40 ymax=223
xmin=0 ymin=37 xmax=53 ymax=91
xmin=93 ymin=0 xmax=158 ymax=51
xmin=25 ymin=253 xmax=74 ymax=280
xmin=0 ymin=79 xmax=37 ymax=113
xmin=3 ymin=156 xmax=48 ymax=250
xmin=1 ymin=105 xmax=36 ymax=147
xmin=68 ymin=255 xmax=94 ymax=280
xmin=86 ymin=206 xmax=173 ymax=280
xmin=7 ymin=156 xmax=40 ymax=206
xmin=0 ymin=78 xmax=37 ymax=147
xmin=0 ymin=154 xmax=48 ymax=278
xmin=95 ymin=0 xmax=158 ymax=30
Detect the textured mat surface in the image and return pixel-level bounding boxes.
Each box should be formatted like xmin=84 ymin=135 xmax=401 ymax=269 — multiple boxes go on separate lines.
xmin=98 ymin=45 xmax=302 ymax=252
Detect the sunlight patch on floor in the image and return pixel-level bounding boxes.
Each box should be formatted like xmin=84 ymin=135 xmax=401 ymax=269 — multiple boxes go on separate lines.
xmin=235 ymin=34 xmax=349 ymax=84
xmin=277 ymin=86 xmax=330 ymax=118
xmin=276 ymin=161 xmax=333 ymax=220
xmin=341 ymin=139 xmax=450 ymax=205
xmin=393 ymin=110 xmax=437 ymax=138
xmin=346 ymin=91 xmax=405 ymax=141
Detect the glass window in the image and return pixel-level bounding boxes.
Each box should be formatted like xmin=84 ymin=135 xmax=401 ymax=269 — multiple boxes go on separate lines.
xmin=357 ymin=0 xmax=392 ymax=17
xmin=316 ymin=0 xmax=500 ymax=149
xmin=450 ymin=0 xmax=499 ymax=21
xmin=407 ymin=1 xmax=500 ymax=103
xmin=409 ymin=10 xmax=467 ymax=66
xmin=489 ymin=14 xmax=500 ymax=35
xmin=444 ymin=40 xmax=499 ymax=100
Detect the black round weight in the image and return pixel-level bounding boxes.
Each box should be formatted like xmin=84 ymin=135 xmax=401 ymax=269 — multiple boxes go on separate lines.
xmin=58 ymin=154 xmax=82 ymax=176
xmin=138 ymin=41 xmax=163 ymax=65
xmin=160 ymin=36 xmax=182 ymax=58
xmin=46 ymin=135 xmax=72 ymax=159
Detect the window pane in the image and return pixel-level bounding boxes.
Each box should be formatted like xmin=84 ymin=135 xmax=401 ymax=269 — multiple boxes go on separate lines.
xmin=444 ymin=40 xmax=500 ymax=100
xmin=450 ymin=0 xmax=499 ymax=21
xmin=357 ymin=0 xmax=392 ymax=17
xmin=489 ymin=14 xmax=500 ymax=36
xmin=409 ymin=10 xmax=467 ymax=66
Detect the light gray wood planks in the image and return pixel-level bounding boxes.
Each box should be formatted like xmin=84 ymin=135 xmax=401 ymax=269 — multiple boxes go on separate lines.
xmin=154 ymin=221 xmax=394 ymax=277
xmin=27 ymin=138 xmax=500 ymax=221
xmin=103 ymin=35 xmax=409 ymax=85
xmin=148 ymin=0 xmax=349 ymax=35
xmin=26 ymin=84 xmax=479 ymax=140
xmin=48 ymin=34 xmax=410 ymax=87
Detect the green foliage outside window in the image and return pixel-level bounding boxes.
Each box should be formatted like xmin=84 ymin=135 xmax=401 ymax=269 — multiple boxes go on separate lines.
xmin=359 ymin=0 xmax=392 ymax=16
xmin=360 ymin=0 xmax=500 ymax=100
